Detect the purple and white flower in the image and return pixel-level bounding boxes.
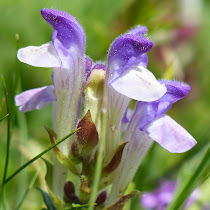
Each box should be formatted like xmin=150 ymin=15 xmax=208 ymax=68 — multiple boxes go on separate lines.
xmin=15 ymin=9 xmax=196 ymax=207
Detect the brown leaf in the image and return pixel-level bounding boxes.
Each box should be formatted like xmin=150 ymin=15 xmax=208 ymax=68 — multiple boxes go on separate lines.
xmin=105 ymin=191 xmax=140 ymax=210
xmin=102 ymin=142 xmax=127 ymax=175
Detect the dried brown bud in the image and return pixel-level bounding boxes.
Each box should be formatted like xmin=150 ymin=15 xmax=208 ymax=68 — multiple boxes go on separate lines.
xmin=76 ymin=110 xmax=99 ymax=154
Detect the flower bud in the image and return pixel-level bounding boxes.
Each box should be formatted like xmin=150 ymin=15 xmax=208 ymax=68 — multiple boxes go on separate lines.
xmin=76 ymin=110 xmax=99 ymax=157
xmin=96 ymin=191 xmax=107 ymax=206
xmin=64 ymin=181 xmax=80 ymax=204
xmin=83 ymin=67 xmax=105 ymax=124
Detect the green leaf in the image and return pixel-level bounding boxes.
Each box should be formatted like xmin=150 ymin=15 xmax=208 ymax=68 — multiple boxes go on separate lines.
xmin=167 ymin=147 xmax=210 ymax=210
xmin=38 ymin=188 xmax=57 ymax=210
xmin=41 ymin=157 xmax=53 ymax=190
xmin=45 ymin=127 xmax=81 ymax=176
xmin=47 ymin=187 xmax=64 ymax=210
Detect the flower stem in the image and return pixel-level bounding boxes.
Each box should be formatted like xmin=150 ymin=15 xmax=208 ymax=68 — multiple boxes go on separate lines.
xmin=88 ymin=110 xmax=107 ymax=210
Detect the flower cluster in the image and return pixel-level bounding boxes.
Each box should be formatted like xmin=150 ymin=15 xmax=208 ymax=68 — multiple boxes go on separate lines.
xmin=15 ymin=9 xmax=196 ymax=209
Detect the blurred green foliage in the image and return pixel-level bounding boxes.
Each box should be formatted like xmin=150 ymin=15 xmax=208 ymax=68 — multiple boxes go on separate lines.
xmin=0 ymin=0 xmax=209 ymax=209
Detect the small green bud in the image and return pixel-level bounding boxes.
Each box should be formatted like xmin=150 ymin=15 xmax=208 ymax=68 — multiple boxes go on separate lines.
xmin=84 ymin=69 xmax=105 ymax=125
xmin=80 ymin=175 xmax=91 ymax=203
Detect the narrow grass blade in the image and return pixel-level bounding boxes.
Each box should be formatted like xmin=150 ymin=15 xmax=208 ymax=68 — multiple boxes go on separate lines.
xmin=1 ymin=75 xmax=11 ymax=185
xmin=16 ymin=170 xmax=39 ymax=209
xmin=0 ymin=114 xmax=9 ymax=123
xmin=0 ymin=98 xmax=6 ymax=118
xmin=167 ymin=147 xmax=210 ymax=210
xmin=3 ymin=128 xmax=80 ymax=184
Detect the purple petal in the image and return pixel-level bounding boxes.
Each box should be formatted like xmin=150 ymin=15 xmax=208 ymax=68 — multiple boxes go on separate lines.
xmin=137 ymin=80 xmax=191 ymax=130
xmin=108 ymin=33 xmax=153 ymax=84
xmin=158 ymin=80 xmax=191 ymax=108
xmin=122 ymin=108 xmax=134 ymax=124
xmin=85 ymin=56 xmax=94 ymax=72
xmin=41 ymin=9 xmax=86 ymax=156
xmin=144 ymin=115 xmax=197 ymax=153
xmin=92 ymin=63 xmax=107 ymax=71
xmin=139 ymin=53 xmax=148 ymax=68
xmin=127 ymin=26 xmax=148 ymax=36
xmin=15 ymin=86 xmax=56 ymax=112
xmin=83 ymin=56 xmax=94 ymax=85
xmin=41 ymin=9 xmax=85 ymax=68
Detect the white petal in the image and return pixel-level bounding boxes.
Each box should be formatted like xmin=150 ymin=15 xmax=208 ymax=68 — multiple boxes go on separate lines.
xmin=111 ymin=65 xmax=166 ymax=101
xmin=17 ymin=42 xmax=60 ymax=68
xmin=144 ymin=114 xmax=197 ymax=153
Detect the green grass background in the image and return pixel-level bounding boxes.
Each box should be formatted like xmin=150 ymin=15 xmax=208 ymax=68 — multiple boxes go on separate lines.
xmin=0 ymin=0 xmax=209 ymax=209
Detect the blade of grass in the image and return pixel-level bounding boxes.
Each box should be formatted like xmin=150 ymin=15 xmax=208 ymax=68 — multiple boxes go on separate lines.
xmin=0 ymin=75 xmax=11 ymax=210
xmin=16 ymin=170 xmax=39 ymax=209
xmin=1 ymin=75 xmax=11 ymax=185
xmin=0 ymin=114 xmax=9 ymax=123
xmin=13 ymin=34 xmax=20 ymax=96
xmin=4 ymin=127 xmax=80 ymax=185
xmin=167 ymin=147 xmax=210 ymax=210
xmin=0 ymin=98 xmax=6 ymax=118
